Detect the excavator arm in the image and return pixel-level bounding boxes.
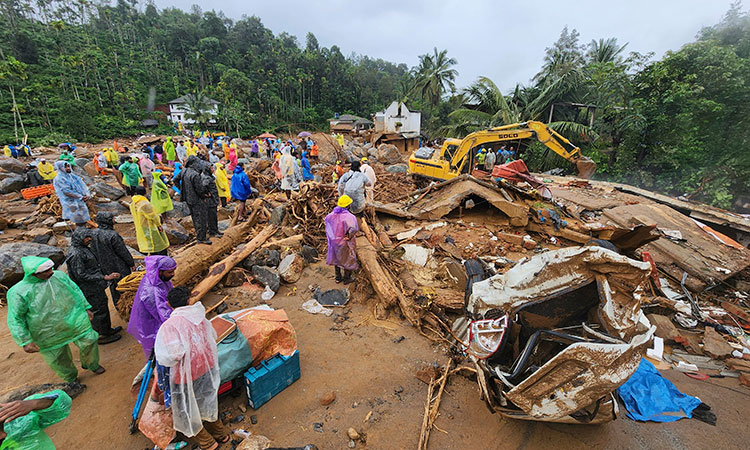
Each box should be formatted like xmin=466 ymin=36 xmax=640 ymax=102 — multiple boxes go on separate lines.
xmin=449 ymin=121 xmax=596 ymax=178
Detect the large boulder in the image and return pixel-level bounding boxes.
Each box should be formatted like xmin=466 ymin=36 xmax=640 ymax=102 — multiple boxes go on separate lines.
xmin=243 ymin=248 xmax=281 ymax=271
xmin=0 ymin=242 xmax=66 ymax=286
xmin=0 ymin=175 xmax=26 ymax=193
xmin=376 ymin=144 xmax=402 ymax=165
xmin=165 ymin=201 xmax=190 ymax=219
xmin=351 ymin=146 xmax=368 ymax=158
xmin=385 ymin=164 xmax=408 ymax=174
xmin=162 ymin=220 xmax=190 ymax=245
xmin=95 ymin=201 xmax=128 ymax=215
xmin=90 ymin=183 xmax=125 ymax=200
xmin=251 ymin=265 xmax=281 ymax=292
xmin=0 ymin=156 xmax=26 ymax=174
xmin=270 ymin=205 xmax=286 ymax=226
xmin=278 ymin=253 xmax=304 ymax=283
xmin=74 ymin=157 xmax=90 ymax=168
xmin=83 ymin=162 xmax=98 ymax=177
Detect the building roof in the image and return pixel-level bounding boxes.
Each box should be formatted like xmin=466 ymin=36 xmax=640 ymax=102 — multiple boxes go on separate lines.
xmin=168 ymin=94 xmax=219 ymax=105
xmin=354 ymin=118 xmax=373 ymax=125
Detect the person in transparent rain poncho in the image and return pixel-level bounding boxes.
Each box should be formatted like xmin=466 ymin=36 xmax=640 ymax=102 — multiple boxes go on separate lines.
xmin=51 ymin=161 xmax=90 ymax=226
xmin=154 ymin=292 xmax=229 ymax=450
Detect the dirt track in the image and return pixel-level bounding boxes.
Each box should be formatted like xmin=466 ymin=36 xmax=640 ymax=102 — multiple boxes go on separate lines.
xmin=1 ymin=260 xmax=748 ymax=449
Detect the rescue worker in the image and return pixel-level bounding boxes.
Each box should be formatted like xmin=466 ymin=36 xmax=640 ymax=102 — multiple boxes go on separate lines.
xmin=180 ymin=156 xmax=211 ymax=245
xmin=279 ymin=146 xmax=300 ymax=200
xmin=164 ymin=137 xmax=176 ymax=167
xmin=301 ymin=151 xmax=314 ymax=181
xmin=37 ymin=158 xmax=57 ymax=181
xmin=484 ymin=146 xmax=496 ymax=172
xmin=337 ymin=160 xmax=372 ymax=214
xmin=150 ymin=171 xmax=174 ymax=215
xmin=154 ymin=291 xmax=229 ymax=450
xmin=475 ymin=148 xmax=486 ymax=169
xmin=130 ymin=186 xmax=170 ymax=255
xmin=325 ymin=195 xmax=359 ymax=284
xmin=226 ymin=145 xmax=238 ymax=172
xmin=105 ymin=147 xmax=119 ymax=168
xmin=138 ymin=153 xmax=155 ymax=188
xmin=127 ymin=255 xmax=177 ymax=359
xmin=359 ymin=157 xmax=376 ymax=202
xmin=24 ymin=164 xmax=45 ymax=187
xmin=202 ymin=163 xmax=223 ymax=238
xmin=91 ymin=211 xmax=135 ymax=307
xmin=66 ymin=228 xmax=122 ymax=343
xmin=0 ymin=389 xmax=72 ymax=449
xmin=6 ymin=256 xmax=105 ymax=382
xmin=214 ymin=162 xmax=230 ymax=208
xmin=230 ymin=163 xmax=254 ymax=222
xmin=309 ymin=140 xmax=319 ymax=160
xmin=52 ymin=161 xmax=90 ymax=227
xmin=332 ymin=160 xmax=345 ymax=183
xmin=94 ymin=151 xmax=108 ymax=175
xmin=118 ymin=156 xmax=142 ymax=196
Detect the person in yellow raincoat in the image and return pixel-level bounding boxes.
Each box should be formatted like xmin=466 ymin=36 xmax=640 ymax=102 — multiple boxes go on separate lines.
xmin=130 ymin=186 xmax=170 ymax=255
xmin=150 ymin=171 xmax=173 ymax=215
xmin=37 ymin=158 xmax=57 ymax=181
xmin=104 ymin=148 xmax=118 ymax=168
xmin=214 ymin=162 xmax=230 ymax=207
xmin=186 ymin=141 xmax=197 ymax=158
xmin=3 ymin=145 xmax=11 ymax=157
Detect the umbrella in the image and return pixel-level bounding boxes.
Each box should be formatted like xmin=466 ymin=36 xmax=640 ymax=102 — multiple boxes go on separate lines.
xmin=258 ymin=133 xmax=277 ymax=139
xmin=297 ymin=131 xmax=312 ymax=138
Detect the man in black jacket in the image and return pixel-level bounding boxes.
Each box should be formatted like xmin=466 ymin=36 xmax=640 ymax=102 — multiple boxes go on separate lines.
xmin=180 ymin=155 xmax=211 ymax=244
xmin=66 ymin=228 xmax=122 ymax=344
xmin=202 ymin=163 xmax=224 ymax=238
xmin=90 ymin=212 xmax=135 ymax=307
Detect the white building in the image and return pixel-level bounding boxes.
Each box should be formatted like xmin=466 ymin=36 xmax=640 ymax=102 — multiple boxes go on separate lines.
xmin=167 ymin=95 xmax=219 ymax=124
xmin=373 ymin=101 xmax=421 ymax=135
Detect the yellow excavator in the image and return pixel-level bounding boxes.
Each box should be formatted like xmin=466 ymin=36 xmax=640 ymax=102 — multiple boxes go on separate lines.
xmin=408 ymin=121 xmax=596 ymax=180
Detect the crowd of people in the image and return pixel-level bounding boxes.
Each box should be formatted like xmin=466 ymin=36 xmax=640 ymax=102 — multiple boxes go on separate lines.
xmin=2 ymin=130 xmax=387 ymax=449
xmin=474 ymin=144 xmax=517 ymax=172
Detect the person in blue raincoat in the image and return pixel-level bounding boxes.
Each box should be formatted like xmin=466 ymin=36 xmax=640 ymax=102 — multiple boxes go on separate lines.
xmin=171 ymin=162 xmax=183 ymax=195
xmin=52 ymin=161 xmax=90 ymax=226
xmin=230 ymin=163 xmax=256 ymax=222
xmin=301 ymin=151 xmax=314 ymax=181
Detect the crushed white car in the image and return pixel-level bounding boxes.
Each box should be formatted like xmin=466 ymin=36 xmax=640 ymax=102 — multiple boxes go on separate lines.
xmin=454 ymin=246 xmax=656 ymax=424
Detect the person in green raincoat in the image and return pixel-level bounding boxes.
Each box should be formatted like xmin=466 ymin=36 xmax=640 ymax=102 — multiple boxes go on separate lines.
xmin=58 ymin=151 xmax=75 ymax=166
xmin=118 ymin=156 xmax=142 ymax=196
xmin=163 ymin=136 xmax=176 ymax=167
xmin=0 ymin=390 xmax=71 ymax=450
xmin=150 ymin=171 xmax=173 ymax=215
xmin=6 ymin=256 xmax=105 ymax=383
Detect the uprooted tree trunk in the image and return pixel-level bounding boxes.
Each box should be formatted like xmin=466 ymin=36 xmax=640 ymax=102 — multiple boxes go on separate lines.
xmin=171 ymin=199 xmax=264 ymax=286
xmin=356 ymin=218 xmax=421 ymax=327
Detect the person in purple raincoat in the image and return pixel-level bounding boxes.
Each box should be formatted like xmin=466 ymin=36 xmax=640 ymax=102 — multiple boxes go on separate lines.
xmin=324 ymin=195 xmax=359 ymax=284
xmin=127 ymin=255 xmax=177 ymax=358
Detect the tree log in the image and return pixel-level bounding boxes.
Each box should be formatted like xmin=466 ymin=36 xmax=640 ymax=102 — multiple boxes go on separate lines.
xmin=172 ymin=199 xmax=263 ymax=286
xmin=356 ymin=233 xmax=421 ymax=327
xmin=189 ymin=224 xmax=279 ymax=304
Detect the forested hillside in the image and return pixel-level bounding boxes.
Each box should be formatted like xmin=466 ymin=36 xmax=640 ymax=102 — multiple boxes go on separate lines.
xmin=0 ymin=1 xmax=749 ymax=209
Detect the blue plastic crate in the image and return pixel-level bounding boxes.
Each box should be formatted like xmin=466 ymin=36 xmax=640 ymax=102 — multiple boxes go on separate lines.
xmin=243 ymin=351 xmax=300 ymax=409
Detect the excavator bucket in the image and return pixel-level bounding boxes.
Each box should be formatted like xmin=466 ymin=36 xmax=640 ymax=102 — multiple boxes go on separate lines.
xmin=575 ymin=157 xmax=597 ymax=179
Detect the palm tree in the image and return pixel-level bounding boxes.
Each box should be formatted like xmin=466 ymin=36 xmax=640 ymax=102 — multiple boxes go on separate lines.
xmin=412 ymin=48 xmax=458 ymax=108
xmin=184 ymin=90 xmax=214 ymax=129
xmin=587 ymin=38 xmax=628 ymax=64
xmin=441 ymin=76 xmax=594 ymax=139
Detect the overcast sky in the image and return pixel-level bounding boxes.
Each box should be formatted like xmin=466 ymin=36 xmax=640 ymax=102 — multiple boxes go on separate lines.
xmin=151 ymin=0 xmax=731 ymax=92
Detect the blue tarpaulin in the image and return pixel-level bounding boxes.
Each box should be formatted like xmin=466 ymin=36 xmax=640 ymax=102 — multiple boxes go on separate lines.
xmin=617 ymin=358 xmax=702 ymax=422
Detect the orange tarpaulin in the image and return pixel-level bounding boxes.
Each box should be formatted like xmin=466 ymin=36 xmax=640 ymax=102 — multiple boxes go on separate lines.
xmin=235 ymin=309 xmax=297 ymax=366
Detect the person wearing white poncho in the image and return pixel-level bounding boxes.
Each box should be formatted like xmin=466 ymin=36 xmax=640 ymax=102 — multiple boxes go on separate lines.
xmin=154 ymin=294 xmax=228 ymax=449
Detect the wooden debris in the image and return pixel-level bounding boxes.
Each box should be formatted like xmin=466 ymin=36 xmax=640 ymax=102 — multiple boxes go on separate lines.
xmin=418 ymin=360 xmax=452 ymax=450
xmin=189 ymin=224 xmax=279 ymax=304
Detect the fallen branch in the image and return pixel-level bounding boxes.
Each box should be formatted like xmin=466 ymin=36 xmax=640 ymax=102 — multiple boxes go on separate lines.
xmin=418 ymin=359 xmax=452 ymax=450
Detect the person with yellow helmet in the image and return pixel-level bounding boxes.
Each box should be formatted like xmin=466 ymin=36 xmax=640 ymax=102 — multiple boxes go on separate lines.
xmin=324 ymin=195 xmax=359 ymax=283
